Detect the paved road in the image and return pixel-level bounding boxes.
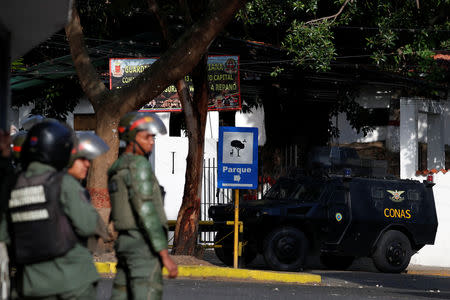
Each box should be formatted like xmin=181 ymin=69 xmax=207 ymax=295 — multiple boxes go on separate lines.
xmin=164 ymin=277 xmax=450 ymax=300
xmin=96 ymin=252 xmax=450 ymax=299
xmin=98 ymin=273 xmax=450 ymax=300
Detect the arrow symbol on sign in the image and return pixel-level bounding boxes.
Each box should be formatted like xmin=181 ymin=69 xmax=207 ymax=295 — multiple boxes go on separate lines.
xmin=234 ymin=175 xmax=241 ymax=182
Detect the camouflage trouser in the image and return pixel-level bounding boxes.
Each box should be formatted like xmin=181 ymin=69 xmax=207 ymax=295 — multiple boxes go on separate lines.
xmin=16 ymin=282 xmax=96 ymax=300
xmin=111 ymin=254 xmax=162 ymax=300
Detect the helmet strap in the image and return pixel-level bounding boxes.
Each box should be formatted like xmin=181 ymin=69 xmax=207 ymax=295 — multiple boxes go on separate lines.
xmin=132 ymin=139 xmax=151 ymax=159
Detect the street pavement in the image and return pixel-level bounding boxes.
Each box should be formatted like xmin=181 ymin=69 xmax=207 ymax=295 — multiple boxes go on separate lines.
xmin=96 ymin=251 xmax=450 ymax=299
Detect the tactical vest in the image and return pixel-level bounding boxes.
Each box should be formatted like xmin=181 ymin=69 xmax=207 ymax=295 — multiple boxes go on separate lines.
xmin=8 ymin=171 xmax=78 ymax=264
xmin=109 ymin=168 xmax=139 ymax=230
xmin=109 ymin=161 xmax=168 ymax=231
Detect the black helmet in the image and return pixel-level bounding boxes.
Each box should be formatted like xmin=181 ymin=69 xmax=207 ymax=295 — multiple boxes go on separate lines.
xmin=21 ymin=120 xmax=74 ymax=170
xmin=118 ymin=111 xmax=167 ymax=143
xmin=68 ymin=132 xmax=109 ymax=166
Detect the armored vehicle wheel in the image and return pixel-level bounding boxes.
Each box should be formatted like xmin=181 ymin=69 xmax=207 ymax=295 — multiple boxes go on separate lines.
xmin=320 ymin=255 xmax=354 ymax=270
xmin=372 ymin=230 xmax=412 ymax=273
xmin=263 ymin=226 xmax=308 ymax=271
xmin=214 ymin=230 xmax=257 ymax=266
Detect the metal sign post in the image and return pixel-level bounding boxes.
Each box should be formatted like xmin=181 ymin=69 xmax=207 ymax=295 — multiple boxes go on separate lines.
xmin=218 ymin=126 xmax=258 ymax=268
xmin=233 ymin=189 xmax=239 ymax=268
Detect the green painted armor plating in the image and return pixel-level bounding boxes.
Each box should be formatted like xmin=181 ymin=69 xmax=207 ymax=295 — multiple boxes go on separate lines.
xmin=108 ymin=153 xmax=168 ymax=252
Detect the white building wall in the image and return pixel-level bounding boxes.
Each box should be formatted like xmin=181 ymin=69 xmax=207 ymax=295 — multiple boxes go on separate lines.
xmin=332 ymin=86 xmax=391 ymax=145
xmin=400 ymin=98 xmax=419 ymax=179
xmin=443 ymin=100 xmax=450 ymax=145
xmin=235 ymin=105 xmax=266 ymax=146
xmin=410 ymin=173 xmax=450 ymax=267
xmin=333 ymin=113 xmax=387 ymax=144
xmin=336 ymin=93 xmax=450 ymax=267
xmin=428 ymin=114 xmax=445 ymax=170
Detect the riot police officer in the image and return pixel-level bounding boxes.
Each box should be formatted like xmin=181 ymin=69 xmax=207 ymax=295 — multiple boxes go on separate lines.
xmin=108 ymin=111 xmax=178 ymax=300
xmin=68 ymin=131 xmax=109 ymax=181
xmin=0 ymin=129 xmax=12 ymax=299
xmin=5 ymin=120 xmax=102 ymax=299
xmin=68 ymin=131 xmax=111 ymax=251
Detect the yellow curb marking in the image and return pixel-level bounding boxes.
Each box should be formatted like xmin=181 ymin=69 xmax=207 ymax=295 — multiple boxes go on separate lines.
xmin=169 ymin=266 xmax=320 ymax=283
xmin=95 ymin=263 xmax=320 ymax=284
xmin=407 ymin=270 xmax=450 ymax=277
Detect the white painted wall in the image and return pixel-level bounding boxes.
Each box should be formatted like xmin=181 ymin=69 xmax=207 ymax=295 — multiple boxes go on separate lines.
xmin=153 ymin=135 xmax=218 ymax=221
xmin=443 ymin=100 xmax=450 ymax=145
xmin=400 ymin=98 xmax=419 ymax=179
xmin=333 ymin=113 xmax=387 ymax=144
xmin=335 ymin=94 xmax=450 ymax=267
xmin=398 ymin=97 xmax=450 ymax=266
xmin=153 ymin=136 xmax=188 ymax=220
xmin=409 ymin=173 xmax=450 ymax=267
xmin=235 ymin=105 xmax=267 ymax=146
xmin=332 ymin=86 xmax=391 ymax=145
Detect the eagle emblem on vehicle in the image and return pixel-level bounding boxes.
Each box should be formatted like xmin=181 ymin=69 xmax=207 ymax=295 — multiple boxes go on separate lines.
xmin=387 ymin=190 xmax=405 ymax=202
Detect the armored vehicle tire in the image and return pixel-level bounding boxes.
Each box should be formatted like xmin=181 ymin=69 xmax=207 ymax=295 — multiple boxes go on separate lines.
xmin=263 ymin=226 xmax=308 ymax=272
xmin=320 ymin=255 xmax=354 ymax=270
xmin=372 ymin=230 xmax=412 ymax=273
xmin=214 ymin=230 xmax=257 ymax=266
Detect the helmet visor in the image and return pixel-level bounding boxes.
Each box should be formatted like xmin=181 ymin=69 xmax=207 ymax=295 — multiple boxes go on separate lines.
xmin=75 ymin=132 xmax=109 ymax=160
xmin=133 ymin=113 xmax=167 ymax=135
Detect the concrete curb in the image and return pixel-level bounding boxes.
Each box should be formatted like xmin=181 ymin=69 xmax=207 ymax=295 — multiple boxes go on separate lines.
xmin=95 ymin=262 xmax=321 ymax=284
xmin=407 ymin=270 xmax=450 ymax=277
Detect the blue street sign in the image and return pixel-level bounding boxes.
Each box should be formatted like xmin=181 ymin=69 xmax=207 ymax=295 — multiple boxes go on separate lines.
xmin=218 ymin=126 xmax=258 ymax=189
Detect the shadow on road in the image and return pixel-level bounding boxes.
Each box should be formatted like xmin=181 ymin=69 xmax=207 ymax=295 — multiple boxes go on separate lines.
xmin=202 ymin=250 xmax=450 ymax=295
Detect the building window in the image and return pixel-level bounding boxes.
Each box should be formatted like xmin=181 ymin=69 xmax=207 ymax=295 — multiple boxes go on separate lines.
xmin=219 ymin=111 xmax=235 ymax=127
xmin=366 ymin=108 xmax=390 ymax=127
xmin=418 ymin=142 xmax=427 ymax=171
xmin=169 ymin=112 xmax=185 ymax=137
xmin=74 ymin=114 xmax=96 ymax=131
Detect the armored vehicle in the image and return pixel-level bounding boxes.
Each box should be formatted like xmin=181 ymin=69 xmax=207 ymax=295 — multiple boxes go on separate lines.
xmin=209 ymin=149 xmax=438 ymax=273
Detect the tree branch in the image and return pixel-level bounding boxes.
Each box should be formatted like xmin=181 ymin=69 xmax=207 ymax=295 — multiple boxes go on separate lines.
xmin=65 ymin=0 xmax=109 ymax=110
xmin=179 ymin=0 xmax=193 ymax=24
xmin=147 ymin=0 xmax=194 ymax=118
xmin=117 ymin=0 xmax=245 ymax=115
xmin=306 ymin=0 xmax=351 ymax=24
xmin=147 ymin=0 xmax=171 ymax=47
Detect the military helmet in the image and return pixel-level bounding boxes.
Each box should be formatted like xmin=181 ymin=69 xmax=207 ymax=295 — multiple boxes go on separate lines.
xmin=21 ymin=115 xmax=45 ymax=131
xmin=11 ymin=131 xmax=28 ymax=160
xmin=69 ymin=132 xmax=109 ymax=166
xmin=21 ymin=120 xmax=74 ymax=170
xmin=118 ymin=111 xmax=167 ymax=142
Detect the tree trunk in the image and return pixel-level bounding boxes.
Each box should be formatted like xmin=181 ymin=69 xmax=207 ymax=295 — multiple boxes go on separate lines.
xmin=66 ymin=0 xmax=245 ymax=256
xmin=172 ymin=54 xmax=209 ymax=255
xmin=86 ymin=106 xmax=121 ymax=253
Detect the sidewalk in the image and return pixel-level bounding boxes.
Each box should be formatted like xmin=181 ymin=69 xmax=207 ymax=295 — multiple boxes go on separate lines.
xmin=95 ymin=250 xmax=321 ymax=284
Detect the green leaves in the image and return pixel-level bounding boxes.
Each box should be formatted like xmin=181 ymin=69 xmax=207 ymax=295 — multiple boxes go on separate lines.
xmin=283 ymin=20 xmax=336 ymax=71
xmin=12 ymin=78 xmax=81 ymax=121
xmin=11 ymin=59 xmax=26 ymax=71
xmin=237 ymin=0 xmax=310 ymax=26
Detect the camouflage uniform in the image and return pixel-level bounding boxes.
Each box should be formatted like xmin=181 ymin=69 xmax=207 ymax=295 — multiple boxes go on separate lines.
xmin=108 ymin=153 xmax=168 ymax=300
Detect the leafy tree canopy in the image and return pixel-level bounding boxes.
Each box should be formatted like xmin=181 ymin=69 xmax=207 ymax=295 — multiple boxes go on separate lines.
xmin=234 ymin=0 xmax=449 ymax=83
